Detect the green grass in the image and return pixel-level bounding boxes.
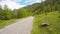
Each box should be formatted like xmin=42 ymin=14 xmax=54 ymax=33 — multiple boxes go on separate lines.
xmin=32 ymin=11 xmax=60 ymax=34
xmin=0 ymin=19 xmax=18 ymax=29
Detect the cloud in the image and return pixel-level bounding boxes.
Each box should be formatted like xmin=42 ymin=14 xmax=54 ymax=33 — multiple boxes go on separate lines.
xmin=29 ymin=0 xmax=41 ymax=4
xmin=0 ymin=0 xmax=21 ymax=2
xmin=27 ymin=0 xmax=45 ymax=5
xmin=0 ymin=0 xmax=45 ymax=10
xmin=22 ymin=0 xmax=45 ymax=5
xmin=10 ymin=0 xmax=21 ymax=2
xmin=25 ymin=0 xmax=32 ymax=3
xmin=0 ymin=0 xmax=26 ymax=10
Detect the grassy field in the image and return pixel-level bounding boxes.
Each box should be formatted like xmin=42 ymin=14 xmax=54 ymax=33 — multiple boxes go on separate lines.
xmin=0 ymin=19 xmax=18 ymax=29
xmin=32 ymin=11 xmax=60 ymax=34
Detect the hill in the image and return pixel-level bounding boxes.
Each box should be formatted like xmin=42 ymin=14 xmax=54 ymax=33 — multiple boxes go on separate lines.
xmin=30 ymin=0 xmax=60 ymax=34
xmin=22 ymin=0 xmax=60 ymax=15
xmin=32 ymin=11 xmax=60 ymax=34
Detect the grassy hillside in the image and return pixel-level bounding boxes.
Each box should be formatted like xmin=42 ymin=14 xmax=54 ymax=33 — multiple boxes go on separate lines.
xmin=23 ymin=0 xmax=60 ymax=15
xmin=0 ymin=19 xmax=18 ymax=29
xmin=32 ymin=11 xmax=60 ymax=34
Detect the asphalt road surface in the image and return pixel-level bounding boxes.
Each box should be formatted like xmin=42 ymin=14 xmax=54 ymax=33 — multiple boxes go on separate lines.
xmin=0 ymin=16 xmax=34 ymax=34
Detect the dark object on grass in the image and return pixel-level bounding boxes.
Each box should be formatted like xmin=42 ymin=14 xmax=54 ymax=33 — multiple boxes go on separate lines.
xmin=41 ymin=23 xmax=49 ymax=27
xmin=58 ymin=16 xmax=60 ymax=18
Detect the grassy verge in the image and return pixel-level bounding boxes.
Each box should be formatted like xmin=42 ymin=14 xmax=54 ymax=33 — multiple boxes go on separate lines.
xmin=32 ymin=11 xmax=60 ymax=34
xmin=0 ymin=19 xmax=19 ymax=29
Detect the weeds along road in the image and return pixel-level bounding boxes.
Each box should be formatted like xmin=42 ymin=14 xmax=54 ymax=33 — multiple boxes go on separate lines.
xmin=0 ymin=16 xmax=34 ymax=34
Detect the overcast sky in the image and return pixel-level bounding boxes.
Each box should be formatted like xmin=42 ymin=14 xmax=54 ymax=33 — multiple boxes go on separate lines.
xmin=0 ymin=0 xmax=45 ymax=10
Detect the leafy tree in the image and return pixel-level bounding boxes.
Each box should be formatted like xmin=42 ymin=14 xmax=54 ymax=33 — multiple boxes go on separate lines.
xmin=4 ymin=9 xmax=12 ymax=20
xmin=17 ymin=8 xmax=28 ymax=18
xmin=0 ymin=5 xmax=4 ymax=20
xmin=1 ymin=5 xmax=12 ymax=20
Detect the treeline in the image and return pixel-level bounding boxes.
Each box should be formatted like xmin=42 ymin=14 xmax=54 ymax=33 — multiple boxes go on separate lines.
xmin=0 ymin=0 xmax=60 ymax=20
xmin=24 ymin=0 xmax=60 ymax=15
xmin=0 ymin=5 xmax=32 ymax=20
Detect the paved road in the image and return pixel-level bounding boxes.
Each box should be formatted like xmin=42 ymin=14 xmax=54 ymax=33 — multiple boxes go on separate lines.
xmin=0 ymin=16 xmax=34 ymax=34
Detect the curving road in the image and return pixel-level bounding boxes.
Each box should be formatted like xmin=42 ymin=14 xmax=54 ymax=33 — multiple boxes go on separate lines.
xmin=0 ymin=16 xmax=34 ymax=34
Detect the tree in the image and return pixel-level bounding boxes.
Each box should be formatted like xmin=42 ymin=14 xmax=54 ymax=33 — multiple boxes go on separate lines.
xmin=2 ymin=5 xmax=12 ymax=20
xmin=0 ymin=5 xmax=4 ymax=20
xmin=17 ymin=8 xmax=28 ymax=18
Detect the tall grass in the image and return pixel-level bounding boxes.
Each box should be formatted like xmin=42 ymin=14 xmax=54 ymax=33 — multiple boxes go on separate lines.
xmin=32 ymin=11 xmax=60 ymax=34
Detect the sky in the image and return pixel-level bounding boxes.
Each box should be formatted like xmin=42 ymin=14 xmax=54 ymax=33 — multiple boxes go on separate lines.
xmin=0 ymin=0 xmax=45 ymax=10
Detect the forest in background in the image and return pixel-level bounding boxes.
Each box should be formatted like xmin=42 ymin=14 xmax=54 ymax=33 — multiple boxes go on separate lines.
xmin=24 ymin=0 xmax=60 ymax=15
xmin=0 ymin=5 xmax=33 ymax=20
xmin=0 ymin=0 xmax=60 ymax=20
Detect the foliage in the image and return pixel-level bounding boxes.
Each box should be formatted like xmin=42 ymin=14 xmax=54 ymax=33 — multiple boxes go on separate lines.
xmin=0 ymin=5 xmax=32 ymax=20
xmin=24 ymin=0 xmax=60 ymax=15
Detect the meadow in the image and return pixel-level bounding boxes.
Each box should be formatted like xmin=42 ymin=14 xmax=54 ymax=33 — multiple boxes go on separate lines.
xmin=32 ymin=11 xmax=60 ymax=34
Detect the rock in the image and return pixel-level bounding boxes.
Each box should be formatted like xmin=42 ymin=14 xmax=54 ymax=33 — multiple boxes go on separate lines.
xmin=41 ymin=23 xmax=49 ymax=27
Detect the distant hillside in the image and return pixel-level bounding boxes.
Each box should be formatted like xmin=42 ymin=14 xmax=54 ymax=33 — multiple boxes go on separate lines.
xmin=22 ymin=0 xmax=60 ymax=15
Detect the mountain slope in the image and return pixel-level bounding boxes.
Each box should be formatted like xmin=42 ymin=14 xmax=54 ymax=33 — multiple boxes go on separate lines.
xmin=22 ymin=0 xmax=60 ymax=15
